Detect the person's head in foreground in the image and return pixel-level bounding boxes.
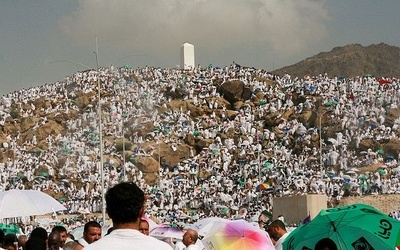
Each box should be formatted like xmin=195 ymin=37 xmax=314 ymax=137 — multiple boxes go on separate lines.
xmin=81 ymin=182 xmax=174 ymax=250
xmin=106 ymin=182 xmax=145 ymax=225
xmin=51 ymin=225 xmax=68 ymax=247
xmin=182 ymin=229 xmax=198 ymax=247
xmin=266 ymin=219 xmax=287 ymax=242
xmin=139 ymin=220 xmax=150 ymax=235
xmin=83 ymin=221 xmax=102 ymax=244
xmin=25 ymin=237 xmax=47 ymax=250
xmin=47 ymin=231 xmax=61 ymax=250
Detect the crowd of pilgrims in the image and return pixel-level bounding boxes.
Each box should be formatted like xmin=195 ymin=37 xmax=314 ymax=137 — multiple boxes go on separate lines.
xmin=1 ymin=62 xmax=399 ymax=233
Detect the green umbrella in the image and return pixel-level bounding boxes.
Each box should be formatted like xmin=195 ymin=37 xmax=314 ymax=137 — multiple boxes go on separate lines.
xmin=236 ymin=179 xmax=245 ymax=186
xmin=283 ymin=203 xmax=400 ymax=250
xmin=263 ymin=161 xmax=272 ymax=168
xmin=324 ymin=100 xmax=338 ymax=106
xmin=0 ymin=224 xmax=21 ymax=234
xmin=221 ymin=207 xmax=229 ymax=215
xmin=358 ymin=174 xmax=368 ymax=180
xmin=378 ymin=168 xmax=387 ymax=175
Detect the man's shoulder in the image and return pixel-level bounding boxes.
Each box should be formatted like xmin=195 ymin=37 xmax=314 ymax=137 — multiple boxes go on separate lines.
xmin=83 ymin=233 xmax=174 ymax=250
xmin=186 ymin=244 xmax=202 ymax=250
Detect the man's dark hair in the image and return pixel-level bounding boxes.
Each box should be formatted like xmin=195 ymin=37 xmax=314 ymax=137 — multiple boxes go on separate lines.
xmin=3 ymin=233 xmax=17 ymax=247
xmin=106 ymin=182 xmax=145 ymax=224
xmin=51 ymin=225 xmax=67 ymax=234
xmin=268 ymin=219 xmax=286 ymax=230
xmin=48 ymin=231 xmax=61 ymax=250
xmin=63 ymin=241 xmax=78 ymax=250
xmin=25 ymin=237 xmax=47 ymax=250
xmin=30 ymin=227 xmax=48 ymax=241
xmin=84 ymin=221 xmax=102 ymax=233
xmin=0 ymin=230 xmax=4 ymax=247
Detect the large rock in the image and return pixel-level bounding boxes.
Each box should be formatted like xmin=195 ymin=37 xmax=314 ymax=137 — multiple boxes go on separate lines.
xmin=37 ymin=120 xmax=65 ymax=141
xmin=184 ymin=134 xmax=196 ymax=147
xmin=143 ymin=172 xmax=159 ymax=186
xmin=2 ymin=119 xmax=20 ymax=135
xmin=225 ymin=110 xmax=238 ymax=120
xmin=75 ymin=94 xmax=93 ymax=110
xmin=167 ymin=99 xmax=188 ymax=112
xmin=385 ymin=108 xmax=400 ymax=128
xmin=359 ymin=138 xmax=374 ymax=151
xmin=264 ymin=112 xmax=281 ymax=127
xmin=219 ymin=80 xmax=251 ymax=104
xmin=381 ymin=138 xmax=400 ymax=159
xmin=135 ymin=156 xmax=159 ymax=173
xmin=196 ymin=138 xmax=215 ymax=150
xmin=20 ymin=117 xmax=40 ymax=133
xmin=151 ymin=142 xmax=191 ymax=170
xmin=188 ymin=103 xmax=206 ymax=118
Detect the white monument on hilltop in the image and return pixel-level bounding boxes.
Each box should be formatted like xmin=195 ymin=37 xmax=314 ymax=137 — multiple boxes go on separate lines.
xmin=181 ymin=42 xmax=195 ymax=70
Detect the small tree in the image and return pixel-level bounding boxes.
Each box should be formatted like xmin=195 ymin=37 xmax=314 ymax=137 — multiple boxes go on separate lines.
xmin=9 ymin=108 xmax=19 ymax=119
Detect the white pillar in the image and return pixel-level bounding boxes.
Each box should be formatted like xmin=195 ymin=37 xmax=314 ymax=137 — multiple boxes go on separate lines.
xmin=181 ymin=42 xmax=195 ymax=70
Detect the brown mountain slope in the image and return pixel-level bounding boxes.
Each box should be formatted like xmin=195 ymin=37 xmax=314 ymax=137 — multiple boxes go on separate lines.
xmin=272 ymin=43 xmax=400 ymax=78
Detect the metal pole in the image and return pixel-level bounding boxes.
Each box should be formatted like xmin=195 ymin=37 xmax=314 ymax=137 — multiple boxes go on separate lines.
xmin=319 ymin=114 xmax=323 ymax=171
xmin=93 ymin=36 xmax=106 ymax=224
xmin=122 ymin=88 xmax=126 ymax=181
xmin=50 ymin=42 xmax=146 ymax=224
xmin=49 ymin=54 xmax=106 ymax=223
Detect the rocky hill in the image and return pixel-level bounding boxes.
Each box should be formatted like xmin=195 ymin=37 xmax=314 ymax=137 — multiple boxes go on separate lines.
xmin=0 ymin=48 xmax=399 ymax=218
xmin=272 ymin=43 xmax=400 ymax=78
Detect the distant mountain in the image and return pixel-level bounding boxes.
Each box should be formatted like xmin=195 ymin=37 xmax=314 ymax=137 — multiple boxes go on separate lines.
xmin=272 ymin=43 xmax=400 ymax=78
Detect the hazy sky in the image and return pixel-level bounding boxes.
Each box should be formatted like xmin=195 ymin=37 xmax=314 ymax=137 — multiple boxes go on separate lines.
xmin=1 ymin=0 xmax=399 ymax=96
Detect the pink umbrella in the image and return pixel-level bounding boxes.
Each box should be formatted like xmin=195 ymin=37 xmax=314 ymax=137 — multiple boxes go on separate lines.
xmin=141 ymin=215 xmax=158 ymax=231
xmin=202 ymin=219 xmax=275 ymax=250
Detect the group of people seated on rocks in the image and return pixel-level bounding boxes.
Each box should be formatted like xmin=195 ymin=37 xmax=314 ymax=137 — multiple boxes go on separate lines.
xmin=0 ymin=63 xmax=399 ymax=231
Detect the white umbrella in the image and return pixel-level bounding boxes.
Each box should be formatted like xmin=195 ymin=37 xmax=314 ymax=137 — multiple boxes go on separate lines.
xmin=189 ymin=217 xmax=229 ymax=236
xmin=149 ymin=226 xmax=183 ymax=239
xmin=0 ymin=189 xmax=66 ymax=219
xmin=70 ymin=226 xmax=85 ymax=239
xmin=35 ymin=218 xmax=60 ymax=228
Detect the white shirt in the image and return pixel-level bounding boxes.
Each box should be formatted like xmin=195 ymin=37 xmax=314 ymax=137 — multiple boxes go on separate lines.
xmin=275 ymin=232 xmax=289 ymax=250
xmin=174 ymin=241 xmax=185 ymax=250
xmin=83 ymin=229 xmax=173 ymax=250
xmin=78 ymin=237 xmax=89 ymax=247
xmin=186 ymin=245 xmax=201 ymax=250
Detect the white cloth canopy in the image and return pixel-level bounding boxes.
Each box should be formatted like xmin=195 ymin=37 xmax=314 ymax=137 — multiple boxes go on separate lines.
xmin=0 ymin=189 xmax=66 ymax=219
